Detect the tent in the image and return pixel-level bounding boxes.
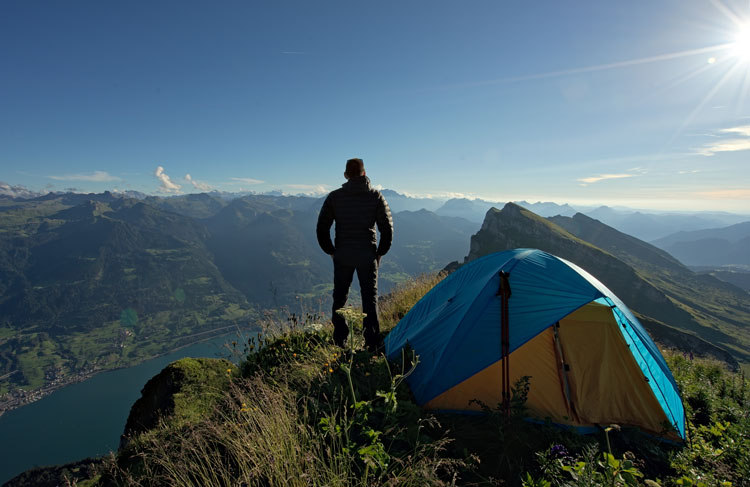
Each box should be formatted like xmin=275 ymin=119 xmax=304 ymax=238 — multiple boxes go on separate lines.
xmin=384 ymin=248 xmax=685 ymax=440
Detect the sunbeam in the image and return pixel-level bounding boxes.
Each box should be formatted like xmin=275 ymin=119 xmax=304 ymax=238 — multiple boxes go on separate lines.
xmin=452 ymin=44 xmax=735 ymax=89
xmin=641 ymin=55 xmax=732 ymax=110
xmin=736 ymin=64 xmax=750 ymax=116
xmin=665 ymin=60 xmax=746 ymax=151
xmin=664 ymin=57 xmax=728 ymax=92
xmin=710 ymin=0 xmax=747 ymax=28
xmin=731 ymin=23 xmax=750 ymax=61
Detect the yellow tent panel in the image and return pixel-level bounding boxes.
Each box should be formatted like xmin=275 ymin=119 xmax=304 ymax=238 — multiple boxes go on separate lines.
xmin=425 ymin=302 xmax=672 ymax=437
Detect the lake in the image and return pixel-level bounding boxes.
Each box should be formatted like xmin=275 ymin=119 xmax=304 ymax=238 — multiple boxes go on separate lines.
xmin=0 ymin=332 xmax=250 ymax=484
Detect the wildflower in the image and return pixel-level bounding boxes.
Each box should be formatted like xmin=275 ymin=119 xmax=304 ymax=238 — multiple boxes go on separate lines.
xmin=549 ymin=444 xmax=569 ymax=459
xmin=293 ymin=353 xmax=297 ymax=357
xmin=329 ymin=368 xmax=334 ymax=373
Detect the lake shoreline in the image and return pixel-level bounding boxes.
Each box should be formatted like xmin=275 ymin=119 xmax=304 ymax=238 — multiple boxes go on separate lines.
xmin=0 ymin=324 xmax=248 ymax=416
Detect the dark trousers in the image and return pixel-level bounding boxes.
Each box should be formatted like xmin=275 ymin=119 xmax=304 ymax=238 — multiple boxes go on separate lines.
xmin=332 ymin=250 xmax=379 ymax=347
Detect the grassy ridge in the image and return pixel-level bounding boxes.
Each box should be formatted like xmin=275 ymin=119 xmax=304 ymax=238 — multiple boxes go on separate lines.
xmin=4 ymin=272 xmax=749 ymax=486
xmin=99 ymin=273 xmax=455 ymax=487
xmin=9 ymin=275 xmax=735 ymax=487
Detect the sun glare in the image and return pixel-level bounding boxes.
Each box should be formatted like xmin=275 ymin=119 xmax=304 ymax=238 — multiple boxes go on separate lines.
xmin=732 ymin=24 xmax=750 ymax=62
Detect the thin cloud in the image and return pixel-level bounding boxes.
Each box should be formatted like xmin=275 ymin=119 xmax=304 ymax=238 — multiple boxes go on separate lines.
xmin=230 ymin=177 xmax=265 ymax=185
xmin=284 ymin=184 xmax=330 ymax=195
xmin=430 ymin=191 xmax=476 ymax=200
xmin=49 ymin=171 xmax=120 ymax=182
xmin=154 ymin=166 xmax=182 ymax=193
xmin=696 ymin=125 xmax=750 ymax=155
xmin=696 ymin=138 xmax=750 ymax=156
xmin=577 ymin=173 xmax=634 ymax=184
xmin=393 ymin=190 xmax=484 ymax=200
xmin=720 ymin=125 xmax=750 ymax=136
xmin=184 ymin=174 xmax=213 ymax=192
xmin=697 ymin=189 xmax=750 ymax=199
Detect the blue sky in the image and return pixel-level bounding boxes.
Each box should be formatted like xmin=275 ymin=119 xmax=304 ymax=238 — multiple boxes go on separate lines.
xmin=2 ymin=0 xmax=750 ymax=211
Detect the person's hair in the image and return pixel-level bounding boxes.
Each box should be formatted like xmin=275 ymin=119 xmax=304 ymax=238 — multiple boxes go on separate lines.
xmin=345 ymin=158 xmax=365 ymax=178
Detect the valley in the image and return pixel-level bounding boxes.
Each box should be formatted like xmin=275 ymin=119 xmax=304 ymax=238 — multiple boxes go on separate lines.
xmin=0 ymin=191 xmax=479 ymax=410
xmin=1 ymin=189 xmax=748 ymax=414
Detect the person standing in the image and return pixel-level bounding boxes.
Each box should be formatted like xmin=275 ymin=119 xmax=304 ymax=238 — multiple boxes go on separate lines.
xmin=316 ymin=158 xmax=393 ymax=351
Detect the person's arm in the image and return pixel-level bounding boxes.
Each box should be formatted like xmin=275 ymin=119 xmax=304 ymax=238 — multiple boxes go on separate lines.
xmin=316 ymin=194 xmax=336 ymax=255
xmin=375 ymin=194 xmax=393 ymax=257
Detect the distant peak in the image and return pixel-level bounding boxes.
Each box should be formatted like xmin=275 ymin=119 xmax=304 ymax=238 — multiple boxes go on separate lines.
xmin=572 ymin=212 xmax=596 ymax=221
xmin=500 ymin=201 xmax=525 ymax=213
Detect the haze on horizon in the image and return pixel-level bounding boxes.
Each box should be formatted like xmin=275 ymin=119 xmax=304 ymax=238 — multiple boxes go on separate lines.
xmin=1 ymin=0 xmax=750 ymax=213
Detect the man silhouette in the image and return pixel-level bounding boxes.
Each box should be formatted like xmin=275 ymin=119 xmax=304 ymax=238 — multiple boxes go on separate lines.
xmin=316 ymin=158 xmax=393 ymax=351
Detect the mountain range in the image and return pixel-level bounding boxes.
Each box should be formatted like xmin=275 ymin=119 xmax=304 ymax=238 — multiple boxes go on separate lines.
xmin=6 ymin=181 xmax=748 ymax=240
xmin=1 ymin=188 xmax=748 ymax=407
xmin=0 ymin=191 xmax=478 ymax=401
xmin=651 ymin=221 xmax=750 ymax=267
xmin=0 ymin=195 xmax=256 ymax=401
xmin=462 ymin=203 xmax=749 ymax=366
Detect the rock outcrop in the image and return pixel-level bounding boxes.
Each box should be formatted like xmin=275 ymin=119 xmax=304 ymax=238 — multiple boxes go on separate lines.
xmin=120 ymin=357 xmax=233 ymax=448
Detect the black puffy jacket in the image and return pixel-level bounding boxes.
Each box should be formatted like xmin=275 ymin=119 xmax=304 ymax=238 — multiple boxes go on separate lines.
xmin=316 ymin=176 xmax=393 ymax=256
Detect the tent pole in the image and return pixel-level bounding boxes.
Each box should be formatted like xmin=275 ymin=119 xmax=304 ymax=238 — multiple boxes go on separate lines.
xmin=553 ymin=321 xmax=579 ymax=423
xmin=498 ymin=271 xmax=512 ymax=418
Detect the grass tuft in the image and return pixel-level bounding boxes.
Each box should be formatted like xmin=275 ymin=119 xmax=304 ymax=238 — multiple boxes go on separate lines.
xmin=91 ymin=274 xmax=750 ymax=486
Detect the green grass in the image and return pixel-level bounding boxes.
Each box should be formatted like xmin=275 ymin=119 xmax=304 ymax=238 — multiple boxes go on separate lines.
xmin=380 ymin=271 xmax=416 ymax=287
xmin=14 ymin=334 xmax=65 ymax=389
xmin=186 ymin=276 xmax=212 ymax=285
xmin=17 ymin=273 xmax=750 ymax=486
xmin=298 ymin=282 xmax=335 ymax=300
xmin=0 ymin=201 xmax=68 ymax=227
xmin=0 ymin=326 xmax=14 ymax=340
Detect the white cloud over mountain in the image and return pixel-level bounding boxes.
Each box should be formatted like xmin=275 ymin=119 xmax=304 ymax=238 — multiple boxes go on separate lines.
xmin=0 ymin=181 xmax=39 ymax=198
xmin=185 ymin=174 xmax=212 ymax=191
xmin=283 ymin=183 xmax=330 ymax=195
xmin=154 ymin=166 xmax=182 ymax=193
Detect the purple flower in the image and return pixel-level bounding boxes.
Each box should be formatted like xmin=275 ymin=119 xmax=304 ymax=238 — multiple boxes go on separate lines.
xmin=549 ymin=444 xmax=569 ymax=459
